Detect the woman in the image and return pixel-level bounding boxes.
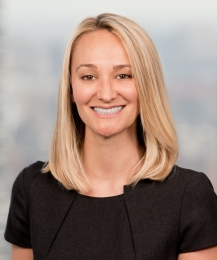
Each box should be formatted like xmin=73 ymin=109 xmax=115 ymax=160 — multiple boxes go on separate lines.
xmin=5 ymin=13 xmax=217 ymax=260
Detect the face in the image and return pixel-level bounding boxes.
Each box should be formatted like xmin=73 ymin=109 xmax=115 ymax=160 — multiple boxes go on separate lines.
xmin=71 ymin=30 xmax=139 ymax=138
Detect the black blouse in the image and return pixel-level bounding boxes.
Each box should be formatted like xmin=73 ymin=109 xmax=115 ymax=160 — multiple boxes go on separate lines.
xmin=4 ymin=161 xmax=217 ymax=259
xmin=47 ymin=193 xmax=134 ymax=259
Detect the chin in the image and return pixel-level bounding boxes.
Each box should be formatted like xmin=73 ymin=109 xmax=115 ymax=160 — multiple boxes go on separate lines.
xmin=95 ymin=127 xmax=121 ymax=138
xmin=97 ymin=131 xmax=117 ymax=138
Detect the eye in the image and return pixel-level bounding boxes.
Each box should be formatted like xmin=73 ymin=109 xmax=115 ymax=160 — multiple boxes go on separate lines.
xmin=81 ymin=75 xmax=96 ymax=81
xmin=116 ymin=74 xmax=132 ymax=79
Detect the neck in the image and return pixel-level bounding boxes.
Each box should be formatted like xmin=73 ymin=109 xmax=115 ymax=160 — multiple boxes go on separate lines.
xmin=81 ymin=127 xmax=144 ymax=197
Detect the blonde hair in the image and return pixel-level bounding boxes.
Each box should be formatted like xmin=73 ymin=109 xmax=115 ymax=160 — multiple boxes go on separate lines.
xmin=43 ymin=13 xmax=178 ymax=191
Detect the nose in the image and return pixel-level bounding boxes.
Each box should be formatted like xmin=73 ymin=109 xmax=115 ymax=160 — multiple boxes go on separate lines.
xmin=97 ymin=78 xmax=117 ymax=102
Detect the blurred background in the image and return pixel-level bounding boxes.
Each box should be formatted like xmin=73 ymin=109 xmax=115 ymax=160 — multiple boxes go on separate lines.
xmin=0 ymin=0 xmax=216 ymax=258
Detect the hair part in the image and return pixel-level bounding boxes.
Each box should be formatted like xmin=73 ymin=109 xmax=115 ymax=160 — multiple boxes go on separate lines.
xmin=42 ymin=13 xmax=178 ymax=192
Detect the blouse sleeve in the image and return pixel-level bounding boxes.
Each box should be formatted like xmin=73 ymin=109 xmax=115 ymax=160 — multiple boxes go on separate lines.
xmin=179 ymin=172 xmax=217 ymax=253
xmin=4 ymin=168 xmax=32 ymax=248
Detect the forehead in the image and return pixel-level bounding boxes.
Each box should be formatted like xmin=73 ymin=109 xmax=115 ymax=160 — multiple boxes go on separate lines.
xmin=72 ymin=30 xmax=130 ymax=65
xmin=74 ymin=29 xmax=123 ymax=48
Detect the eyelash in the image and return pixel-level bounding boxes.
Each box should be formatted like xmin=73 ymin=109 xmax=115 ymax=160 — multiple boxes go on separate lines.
xmin=81 ymin=75 xmax=95 ymax=81
xmin=116 ymin=74 xmax=132 ymax=79
xmin=81 ymin=74 xmax=132 ymax=81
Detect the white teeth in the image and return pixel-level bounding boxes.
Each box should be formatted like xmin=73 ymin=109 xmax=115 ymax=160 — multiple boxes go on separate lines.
xmin=93 ymin=106 xmax=123 ymax=115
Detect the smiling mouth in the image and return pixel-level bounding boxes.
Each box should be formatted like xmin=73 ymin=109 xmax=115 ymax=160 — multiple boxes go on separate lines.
xmin=93 ymin=106 xmax=124 ymax=115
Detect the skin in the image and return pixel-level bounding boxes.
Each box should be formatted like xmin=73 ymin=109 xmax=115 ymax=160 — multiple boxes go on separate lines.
xmin=12 ymin=245 xmax=33 ymax=260
xmin=71 ymin=30 xmax=142 ymax=197
xmin=11 ymin=30 xmax=217 ymax=259
xmin=177 ymin=246 xmax=217 ymax=260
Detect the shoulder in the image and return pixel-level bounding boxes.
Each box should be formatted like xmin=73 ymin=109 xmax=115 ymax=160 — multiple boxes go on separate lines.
xmin=135 ymin=165 xmax=214 ymax=196
xmin=157 ymin=165 xmax=215 ymax=192
xmin=13 ymin=161 xmax=46 ymax=188
xmin=5 ymin=161 xmax=47 ymax=247
xmin=171 ymin=165 xmax=217 ymax=213
xmin=167 ymin=166 xmax=216 ymax=204
xmin=12 ymin=161 xmax=54 ymax=201
xmin=173 ymin=165 xmax=211 ymax=182
xmin=132 ymin=165 xmax=216 ymax=213
xmin=133 ymin=166 xmax=217 ymax=253
xmin=124 ymin=167 xmax=217 ymax=256
xmin=21 ymin=161 xmax=46 ymax=181
xmin=171 ymin=165 xmax=215 ymax=195
xmin=173 ymin=166 xmax=217 ymax=253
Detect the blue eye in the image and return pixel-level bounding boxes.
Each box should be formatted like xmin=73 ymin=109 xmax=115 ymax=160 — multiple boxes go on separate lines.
xmin=117 ymin=74 xmax=132 ymax=79
xmin=81 ymin=75 xmax=95 ymax=81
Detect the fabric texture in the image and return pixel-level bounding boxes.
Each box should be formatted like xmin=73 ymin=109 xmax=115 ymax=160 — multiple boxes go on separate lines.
xmin=46 ymin=193 xmax=135 ymax=260
xmin=4 ymin=161 xmax=217 ymax=260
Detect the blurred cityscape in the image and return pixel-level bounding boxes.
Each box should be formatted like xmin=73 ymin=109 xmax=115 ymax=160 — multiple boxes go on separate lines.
xmin=0 ymin=2 xmax=217 ymax=259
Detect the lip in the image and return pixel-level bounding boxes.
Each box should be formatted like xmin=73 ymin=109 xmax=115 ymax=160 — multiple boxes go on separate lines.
xmin=91 ymin=105 xmax=125 ymax=109
xmin=90 ymin=105 xmax=125 ymax=118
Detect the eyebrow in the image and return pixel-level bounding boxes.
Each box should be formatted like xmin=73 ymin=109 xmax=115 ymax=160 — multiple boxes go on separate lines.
xmin=76 ymin=64 xmax=131 ymax=72
xmin=76 ymin=64 xmax=97 ymax=72
xmin=113 ymin=65 xmax=131 ymax=70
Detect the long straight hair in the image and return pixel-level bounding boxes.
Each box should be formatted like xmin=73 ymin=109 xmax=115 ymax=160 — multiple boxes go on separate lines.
xmin=43 ymin=13 xmax=178 ymax=192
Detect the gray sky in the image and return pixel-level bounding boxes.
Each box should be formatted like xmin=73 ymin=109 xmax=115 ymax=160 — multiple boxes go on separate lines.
xmin=2 ymin=0 xmax=217 ymax=42
xmin=3 ymin=0 xmax=217 ymax=23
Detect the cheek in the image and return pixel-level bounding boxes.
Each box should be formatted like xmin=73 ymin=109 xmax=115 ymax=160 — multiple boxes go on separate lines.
xmin=123 ymin=84 xmax=138 ymax=103
xmin=72 ymin=85 xmax=93 ymax=105
xmin=122 ymin=85 xmax=140 ymax=115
